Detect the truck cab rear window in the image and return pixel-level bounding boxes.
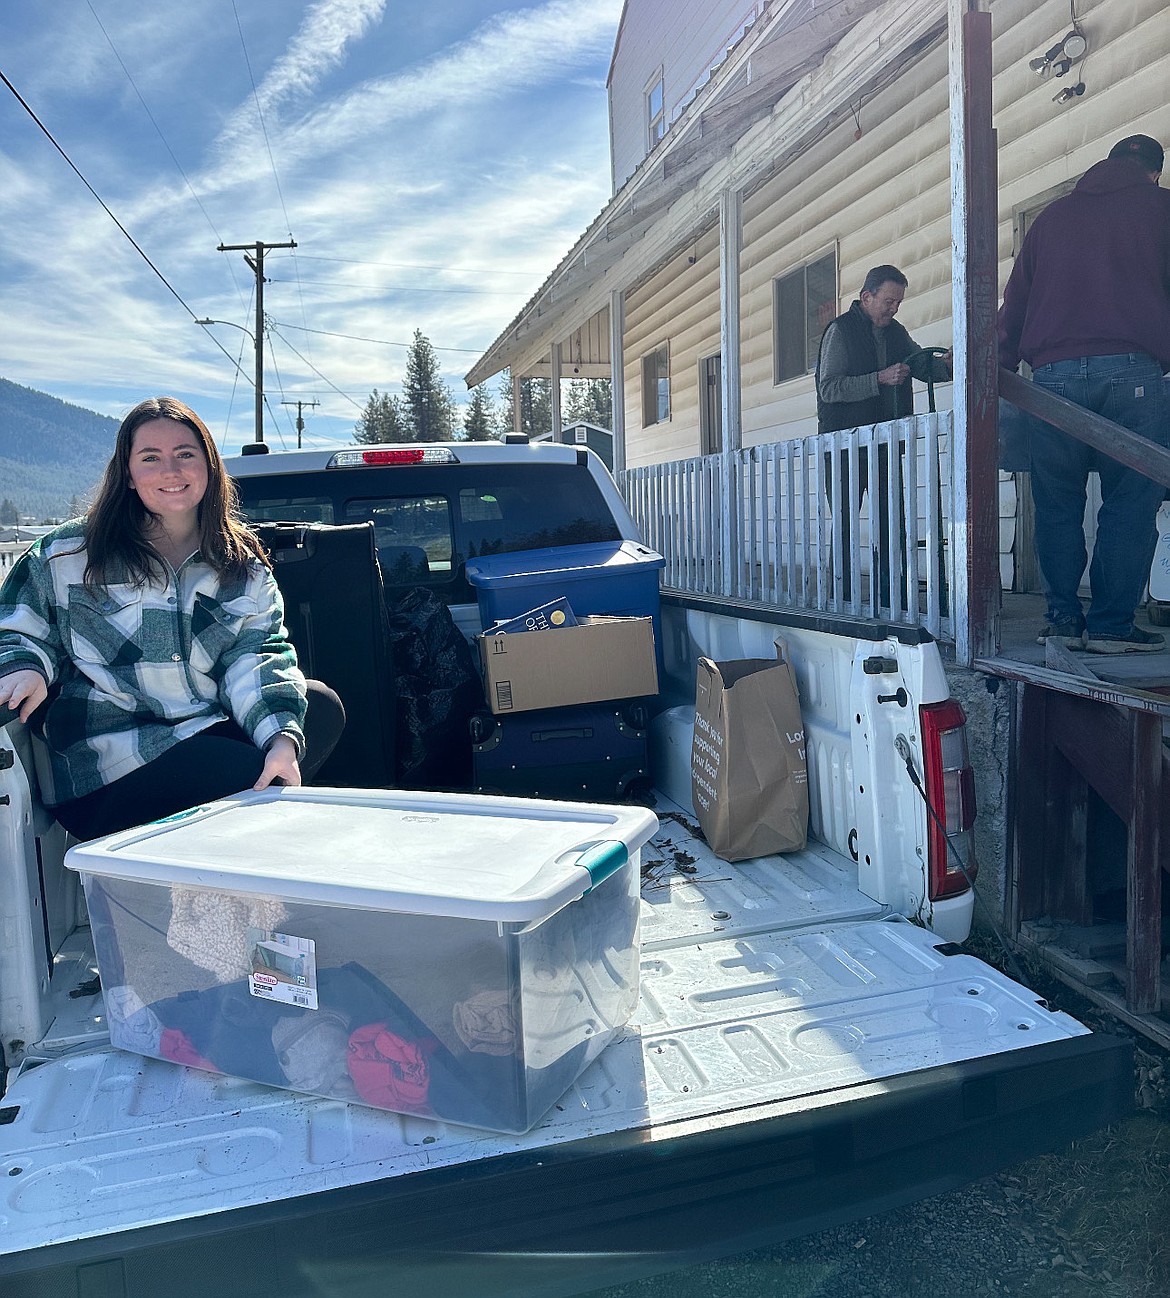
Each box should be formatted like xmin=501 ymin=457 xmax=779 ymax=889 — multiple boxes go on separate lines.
xmin=344 ymin=496 xmax=453 ymax=581
xmin=244 ymin=497 xmax=335 ymax=525
xmin=232 ymin=463 xmax=622 ymax=597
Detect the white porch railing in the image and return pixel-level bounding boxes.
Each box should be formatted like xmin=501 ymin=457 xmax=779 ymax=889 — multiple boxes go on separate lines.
xmin=618 ymin=411 xmax=955 ymax=642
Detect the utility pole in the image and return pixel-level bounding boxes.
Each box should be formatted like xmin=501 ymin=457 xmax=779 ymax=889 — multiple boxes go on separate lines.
xmin=217 ymin=239 xmax=296 ymax=448
xmin=281 ymin=398 xmax=320 ymax=449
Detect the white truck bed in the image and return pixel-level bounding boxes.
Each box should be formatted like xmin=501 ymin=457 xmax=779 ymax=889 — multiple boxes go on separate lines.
xmin=0 ymin=796 xmax=1121 ymax=1296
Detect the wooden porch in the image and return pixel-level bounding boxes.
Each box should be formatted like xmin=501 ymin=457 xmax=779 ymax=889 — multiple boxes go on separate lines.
xmin=973 ymin=370 xmax=1170 ymax=1049
xmin=979 ymin=591 xmax=1170 ymax=1050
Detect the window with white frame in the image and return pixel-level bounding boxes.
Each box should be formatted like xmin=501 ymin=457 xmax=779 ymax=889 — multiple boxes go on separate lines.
xmin=773 ymin=248 xmax=838 ymax=384
xmin=645 ymin=72 xmax=665 ymax=151
xmin=641 ymin=344 xmax=670 ymax=426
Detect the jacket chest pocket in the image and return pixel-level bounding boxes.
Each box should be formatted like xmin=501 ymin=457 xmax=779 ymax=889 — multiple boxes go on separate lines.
xmin=66 ymin=586 xmax=142 ymax=669
xmin=188 ymin=592 xmax=261 ymax=675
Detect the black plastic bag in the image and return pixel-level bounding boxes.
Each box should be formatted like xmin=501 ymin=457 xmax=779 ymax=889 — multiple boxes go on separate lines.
xmin=386 ymin=588 xmax=483 ymax=789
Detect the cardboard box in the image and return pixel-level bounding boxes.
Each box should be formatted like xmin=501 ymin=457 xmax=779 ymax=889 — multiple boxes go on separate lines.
xmin=65 ymin=787 xmax=658 ymax=1134
xmin=489 ymin=597 xmax=578 ymax=635
xmin=478 ymin=615 xmax=658 ymax=714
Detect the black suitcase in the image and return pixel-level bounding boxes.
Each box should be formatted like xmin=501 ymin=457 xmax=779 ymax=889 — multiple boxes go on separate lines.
xmin=253 ymin=522 xmax=396 ymax=788
xmin=469 ymin=700 xmax=650 ymax=801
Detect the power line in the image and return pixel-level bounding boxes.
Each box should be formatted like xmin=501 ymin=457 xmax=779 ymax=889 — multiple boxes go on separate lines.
xmin=296 ymin=254 xmax=537 ymax=278
xmin=84 ymin=0 xmax=250 ymax=312
xmin=231 ymin=0 xmax=294 ymax=240
xmin=265 ymin=275 xmax=516 ymax=295
xmin=267 ymin=325 xmax=365 ymax=411
xmin=269 ymin=321 xmax=484 ymax=354
xmin=230 ymin=0 xmax=312 ymax=368
xmin=1 ymin=68 xmax=194 ymax=318
xmin=0 ymin=64 xmax=256 ymax=388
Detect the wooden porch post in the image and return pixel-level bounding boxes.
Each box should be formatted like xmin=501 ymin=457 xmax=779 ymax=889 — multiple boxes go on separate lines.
xmin=719 ymin=187 xmax=743 ymax=598
xmin=511 ymin=373 xmax=522 ymax=435
xmin=719 ymin=187 xmax=743 ymax=453
xmin=610 ymin=290 xmax=626 ymax=473
xmin=948 ymin=0 xmax=1001 ymax=664
xmin=1128 ymin=709 xmax=1163 ymax=1014
xmin=550 ymin=343 xmax=563 ymax=442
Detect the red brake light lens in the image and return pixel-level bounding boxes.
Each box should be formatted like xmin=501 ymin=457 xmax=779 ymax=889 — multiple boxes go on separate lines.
xmin=327 ymin=447 xmax=458 ymax=468
xmin=919 ymin=698 xmax=978 ymax=900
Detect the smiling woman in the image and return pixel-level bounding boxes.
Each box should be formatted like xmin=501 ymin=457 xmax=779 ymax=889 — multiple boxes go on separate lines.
xmin=0 ymin=395 xmax=344 ymax=843
xmin=127 ymin=419 xmax=211 ymax=566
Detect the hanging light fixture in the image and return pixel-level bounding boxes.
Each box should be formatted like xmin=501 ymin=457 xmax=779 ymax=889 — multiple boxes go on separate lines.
xmin=1029 ymin=29 xmax=1088 ymax=78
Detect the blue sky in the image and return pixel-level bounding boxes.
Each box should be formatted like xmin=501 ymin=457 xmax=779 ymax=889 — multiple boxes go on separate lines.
xmin=0 ymin=0 xmax=622 ymax=451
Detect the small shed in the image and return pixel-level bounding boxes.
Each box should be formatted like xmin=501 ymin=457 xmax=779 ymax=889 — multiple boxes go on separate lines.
xmin=533 ymin=421 xmax=614 ymax=469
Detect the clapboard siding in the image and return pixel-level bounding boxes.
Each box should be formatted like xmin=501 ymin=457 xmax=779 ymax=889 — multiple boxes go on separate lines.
xmin=609 ymin=1 xmax=762 ymax=191
xmin=617 ymin=0 xmax=1169 ymax=465
xmin=622 ymin=230 xmax=721 ymax=466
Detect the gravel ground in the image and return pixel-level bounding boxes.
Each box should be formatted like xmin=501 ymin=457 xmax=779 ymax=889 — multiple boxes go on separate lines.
xmin=578 ymin=954 xmax=1170 ymax=1298
xmin=576 ymin=1131 xmax=1167 ymax=1298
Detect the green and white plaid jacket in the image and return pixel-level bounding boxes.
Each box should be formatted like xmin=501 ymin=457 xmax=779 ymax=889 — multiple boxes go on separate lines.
xmin=0 ymin=521 xmax=306 ymax=804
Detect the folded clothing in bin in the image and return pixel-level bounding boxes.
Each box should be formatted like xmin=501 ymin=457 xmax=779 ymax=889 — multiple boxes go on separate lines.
xmin=137 ymin=962 xmax=532 ymax=1130
xmin=67 ymin=787 xmax=657 ymax=1133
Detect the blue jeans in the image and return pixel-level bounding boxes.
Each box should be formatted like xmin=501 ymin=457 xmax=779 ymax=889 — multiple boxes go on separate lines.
xmin=1028 ymin=353 xmax=1167 ymax=638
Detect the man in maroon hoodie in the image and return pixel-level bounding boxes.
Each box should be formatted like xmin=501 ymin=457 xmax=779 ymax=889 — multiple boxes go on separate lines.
xmin=998 ymin=135 xmax=1170 ymax=654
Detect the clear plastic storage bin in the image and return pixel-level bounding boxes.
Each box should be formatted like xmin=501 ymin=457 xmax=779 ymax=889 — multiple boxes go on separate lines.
xmin=66 ymin=788 xmax=657 ymax=1133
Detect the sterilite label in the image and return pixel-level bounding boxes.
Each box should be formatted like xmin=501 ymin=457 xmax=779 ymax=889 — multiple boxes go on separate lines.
xmin=246 ymin=929 xmax=318 ymax=1009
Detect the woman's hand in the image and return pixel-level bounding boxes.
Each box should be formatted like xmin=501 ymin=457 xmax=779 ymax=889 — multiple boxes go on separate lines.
xmin=0 ymin=669 xmax=48 ymax=723
xmin=254 ymin=734 xmax=302 ymax=790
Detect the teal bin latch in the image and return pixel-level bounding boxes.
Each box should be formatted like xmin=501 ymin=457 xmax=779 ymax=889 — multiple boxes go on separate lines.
xmin=577 ymin=840 xmax=629 ymax=892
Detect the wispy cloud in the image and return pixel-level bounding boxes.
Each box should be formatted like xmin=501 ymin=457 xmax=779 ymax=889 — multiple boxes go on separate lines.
xmin=0 ymin=0 xmax=623 ymax=444
xmin=214 ymin=0 xmax=387 ymax=156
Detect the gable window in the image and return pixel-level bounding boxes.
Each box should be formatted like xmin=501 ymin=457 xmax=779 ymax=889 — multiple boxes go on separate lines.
xmin=641 ymin=344 xmax=670 ymax=426
xmin=773 ymin=249 xmax=838 ymax=384
xmin=645 ymin=72 xmax=665 ymax=151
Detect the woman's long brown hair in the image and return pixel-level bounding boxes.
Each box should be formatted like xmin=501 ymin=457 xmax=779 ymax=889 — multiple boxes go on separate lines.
xmin=84 ymin=396 xmax=268 ymax=588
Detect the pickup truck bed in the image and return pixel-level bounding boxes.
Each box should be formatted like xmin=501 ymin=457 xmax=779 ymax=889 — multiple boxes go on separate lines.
xmin=0 ymin=795 xmax=1131 ymax=1298
xmin=0 ymin=449 xmax=1136 ymax=1294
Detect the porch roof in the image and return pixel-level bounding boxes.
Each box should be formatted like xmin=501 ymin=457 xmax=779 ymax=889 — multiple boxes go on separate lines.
xmin=465 ymin=0 xmax=946 ymax=389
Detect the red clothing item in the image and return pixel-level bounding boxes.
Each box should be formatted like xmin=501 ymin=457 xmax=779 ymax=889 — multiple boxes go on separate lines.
xmin=346 ymin=1023 xmax=431 ymax=1111
xmin=159 ymin=1027 xmax=219 ymax=1073
xmin=998 ymin=157 xmax=1170 ymax=372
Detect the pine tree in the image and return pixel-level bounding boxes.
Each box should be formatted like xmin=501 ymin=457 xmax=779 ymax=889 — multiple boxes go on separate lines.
xmin=402 ymin=330 xmax=455 ymax=442
xmin=521 ymin=377 xmax=551 ymax=439
xmin=495 ymin=370 xmax=553 ymax=439
xmin=565 ymin=378 xmax=613 ymax=429
xmin=463 ymin=384 xmax=497 ymax=441
xmin=0 ymin=498 xmax=18 ymax=526
xmin=354 ymin=390 xmax=408 ymax=444
xmin=496 ymin=372 xmax=516 ymax=437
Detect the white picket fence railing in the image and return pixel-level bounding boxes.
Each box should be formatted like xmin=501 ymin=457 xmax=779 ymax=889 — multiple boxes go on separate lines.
xmin=618 ymin=411 xmax=955 ymax=641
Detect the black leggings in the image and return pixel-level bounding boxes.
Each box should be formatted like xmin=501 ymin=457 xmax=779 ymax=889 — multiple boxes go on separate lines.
xmin=54 ymin=680 xmax=345 ymax=842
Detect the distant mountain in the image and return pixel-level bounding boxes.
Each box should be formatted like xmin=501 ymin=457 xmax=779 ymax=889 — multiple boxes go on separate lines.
xmin=0 ymin=379 xmax=118 ymax=521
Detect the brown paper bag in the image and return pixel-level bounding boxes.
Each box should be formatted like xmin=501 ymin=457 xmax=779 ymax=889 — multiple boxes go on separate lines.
xmin=690 ymin=643 xmax=808 ymax=861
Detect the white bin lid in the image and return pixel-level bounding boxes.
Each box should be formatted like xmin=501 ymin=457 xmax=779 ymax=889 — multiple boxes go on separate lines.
xmin=64 ymin=788 xmax=658 ymax=924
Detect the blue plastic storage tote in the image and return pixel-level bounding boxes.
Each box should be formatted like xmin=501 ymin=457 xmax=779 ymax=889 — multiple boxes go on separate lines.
xmin=466 ymin=540 xmax=664 ymax=660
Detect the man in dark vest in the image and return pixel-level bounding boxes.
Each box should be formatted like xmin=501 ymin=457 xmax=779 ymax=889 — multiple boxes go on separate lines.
xmin=815 ymin=265 xmax=952 ymax=606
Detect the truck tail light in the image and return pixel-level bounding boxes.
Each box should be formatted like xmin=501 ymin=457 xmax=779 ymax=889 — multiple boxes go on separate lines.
xmin=327 ymin=447 xmax=459 ymax=468
xmin=919 ymin=699 xmax=978 ymax=900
